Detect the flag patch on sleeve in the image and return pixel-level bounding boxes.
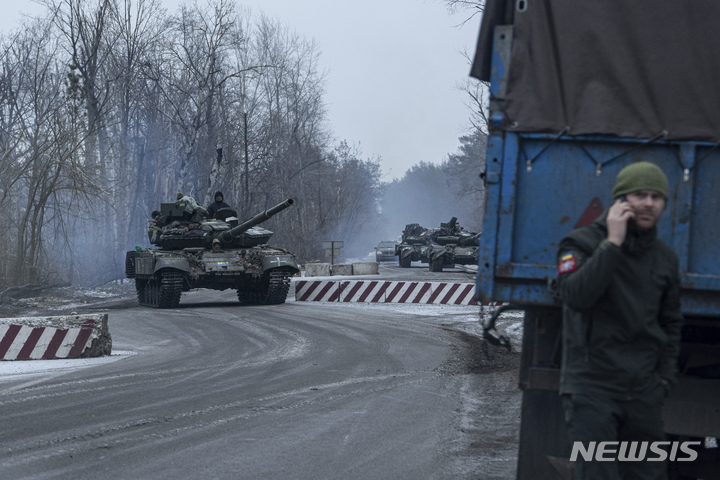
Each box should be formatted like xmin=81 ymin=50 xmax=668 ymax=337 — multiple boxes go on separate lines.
xmin=558 ymin=252 xmax=577 ymax=275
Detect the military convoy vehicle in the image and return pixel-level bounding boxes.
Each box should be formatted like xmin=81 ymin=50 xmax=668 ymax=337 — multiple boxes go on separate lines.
xmin=125 ymin=198 xmax=299 ymax=308
xmin=395 ymin=219 xmax=480 ymax=271
xmin=394 ymin=223 xmax=435 ymax=268
xmin=426 ymin=217 xmax=480 ymax=272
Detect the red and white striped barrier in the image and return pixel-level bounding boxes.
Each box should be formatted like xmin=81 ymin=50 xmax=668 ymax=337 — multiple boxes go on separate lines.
xmin=295 ymin=280 xmax=502 ymax=306
xmin=0 ymin=314 xmax=111 ymax=360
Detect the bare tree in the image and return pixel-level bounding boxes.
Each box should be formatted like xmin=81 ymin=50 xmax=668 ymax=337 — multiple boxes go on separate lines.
xmin=3 ymin=18 xmax=104 ymax=285
xmin=43 ymin=0 xmax=115 ymax=169
xmin=250 ymin=14 xmax=329 ymax=207
xmin=322 ymin=142 xmax=383 ymax=259
xmin=441 ymin=0 xmax=490 ymax=137
xmin=152 ymin=0 xmax=253 ymax=200
xmin=444 ymin=129 xmax=487 ymax=230
xmin=104 ymin=0 xmax=167 ymax=257
xmin=0 ymin=0 xmax=395 ymax=288
xmin=223 ymin=10 xmax=262 ymax=214
xmin=458 ymin=50 xmax=490 ymax=135
xmin=442 ymin=0 xmax=485 ymax=24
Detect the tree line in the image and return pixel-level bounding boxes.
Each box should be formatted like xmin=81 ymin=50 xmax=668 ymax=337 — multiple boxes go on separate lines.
xmin=0 ymin=0 xmax=487 ymax=291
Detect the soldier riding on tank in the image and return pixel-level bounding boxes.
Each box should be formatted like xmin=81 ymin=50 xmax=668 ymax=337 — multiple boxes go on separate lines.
xmin=207 ymin=191 xmax=232 ymax=219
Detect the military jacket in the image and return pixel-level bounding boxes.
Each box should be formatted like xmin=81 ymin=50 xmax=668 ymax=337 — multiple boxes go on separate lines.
xmin=557 ymin=211 xmax=684 ymax=399
xmin=207 ymin=200 xmax=231 ymax=219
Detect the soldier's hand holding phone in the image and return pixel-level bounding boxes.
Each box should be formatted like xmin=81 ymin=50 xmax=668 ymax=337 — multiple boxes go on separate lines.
xmin=607 ymin=195 xmax=634 ymax=246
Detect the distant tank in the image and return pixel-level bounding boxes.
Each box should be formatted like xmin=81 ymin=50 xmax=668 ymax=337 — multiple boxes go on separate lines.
xmin=394 ymin=223 xmax=436 ymax=268
xmin=426 ymin=217 xmax=480 ymax=272
xmin=125 ymin=198 xmax=299 ymax=308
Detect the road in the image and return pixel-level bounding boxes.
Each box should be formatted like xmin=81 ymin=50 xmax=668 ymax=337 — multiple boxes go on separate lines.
xmin=0 ymin=266 xmax=521 ymax=480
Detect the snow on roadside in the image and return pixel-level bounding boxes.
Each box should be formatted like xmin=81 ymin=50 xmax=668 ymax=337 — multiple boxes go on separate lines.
xmin=0 ymin=351 xmax=135 ymax=383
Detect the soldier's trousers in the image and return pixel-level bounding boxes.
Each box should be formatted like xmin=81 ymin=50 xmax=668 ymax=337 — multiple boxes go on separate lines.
xmin=562 ymin=386 xmax=667 ymax=480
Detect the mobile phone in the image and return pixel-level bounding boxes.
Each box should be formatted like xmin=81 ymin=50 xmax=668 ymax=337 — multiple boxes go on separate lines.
xmin=617 ymin=194 xmax=636 ymax=227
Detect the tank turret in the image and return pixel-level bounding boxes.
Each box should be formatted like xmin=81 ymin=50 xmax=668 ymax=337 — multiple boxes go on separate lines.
xmin=427 ymin=217 xmax=481 ymax=272
xmin=432 ymin=217 xmax=480 ymax=247
xmin=150 ymin=198 xmax=294 ymax=250
xmin=399 ymin=223 xmax=435 ymax=246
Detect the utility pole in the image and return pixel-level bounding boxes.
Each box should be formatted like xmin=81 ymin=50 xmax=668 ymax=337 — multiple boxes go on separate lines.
xmin=243 ymin=112 xmax=249 ymax=210
xmin=323 ymin=241 xmax=344 ymax=265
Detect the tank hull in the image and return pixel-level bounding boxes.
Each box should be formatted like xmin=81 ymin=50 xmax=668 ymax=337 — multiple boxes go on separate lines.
xmin=395 ymin=244 xmax=431 ymax=268
xmin=427 ymin=245 xmax=479 ymax=272
xmin=125 ymin=246 xmax=299 ymax=308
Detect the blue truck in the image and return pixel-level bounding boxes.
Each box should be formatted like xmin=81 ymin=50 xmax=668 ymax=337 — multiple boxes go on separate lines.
xmin=472 ymin=2 xmax=720 ymax=479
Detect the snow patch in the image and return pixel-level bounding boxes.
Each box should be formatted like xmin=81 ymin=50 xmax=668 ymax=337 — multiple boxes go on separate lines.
xmin=0 ymin=350 xmax=135 ymax=382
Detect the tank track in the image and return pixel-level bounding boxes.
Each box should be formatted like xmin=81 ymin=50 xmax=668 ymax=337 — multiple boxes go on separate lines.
xmin=429 ymin=256 xmax=444 ymax=272
xmin=237 ymin=270 xmax=292 ymax=305
xmin=136 ymin=271 xmax=183 ymax=308
xmin=265 ymin=270 xmax=292 ymax=304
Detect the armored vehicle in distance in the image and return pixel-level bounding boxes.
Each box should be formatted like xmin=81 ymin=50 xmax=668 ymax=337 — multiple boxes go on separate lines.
xmin=426 ymin=217 xmax=480 ymax=272
xmin=125 ymin=198 xmax=299 ymax=308
xmin=395 ymin=223 xmax=435 ymax=268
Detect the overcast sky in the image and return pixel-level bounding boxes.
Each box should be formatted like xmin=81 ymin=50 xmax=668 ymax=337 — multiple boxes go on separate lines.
xmin=2 ymin=0 xmax=482 ymax=181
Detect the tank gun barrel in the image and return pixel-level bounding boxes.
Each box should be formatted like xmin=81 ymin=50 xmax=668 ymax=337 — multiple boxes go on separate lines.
xmin=218 ymin=198 xmax=294 ymax=243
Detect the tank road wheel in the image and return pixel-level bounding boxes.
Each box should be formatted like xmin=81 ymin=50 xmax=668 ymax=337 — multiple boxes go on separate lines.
xmin=429 ymin=257 xmax=444 ymax=272
xmin=399 ymin=255 xmax=411 ymax=268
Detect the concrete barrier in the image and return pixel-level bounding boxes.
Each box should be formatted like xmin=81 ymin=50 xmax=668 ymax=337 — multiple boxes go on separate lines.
xmin=295 ymin=280 xmax=503 ymax=306
xmin=352 ymin=262 xmax=379 ymax=275
xmin=0 ymin=314 xmax=111 ymax=360
xmin=304 ymin=263 xmax=331 ymax=277
xmin=331 ymin=264 xmax=353 ymax=276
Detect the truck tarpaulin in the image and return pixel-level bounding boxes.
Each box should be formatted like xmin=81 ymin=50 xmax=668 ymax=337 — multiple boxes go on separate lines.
xmin=471 ymin=0 xmax=720 ymax=141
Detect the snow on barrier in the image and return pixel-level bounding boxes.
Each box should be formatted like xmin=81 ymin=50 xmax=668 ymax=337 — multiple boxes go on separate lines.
xmin=295 ymin=280 xmax=502 ymax=306
xmin=0 ymin=314 xmax=111 ymax=360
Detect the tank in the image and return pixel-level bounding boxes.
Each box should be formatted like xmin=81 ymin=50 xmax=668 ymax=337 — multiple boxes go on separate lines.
xmin=426 ymin=217 xmax=481 ymax=272
xmin=125 ymin=198 xmax=299 ymax=308
xmin=394 ymin=223 xmax=436 ymax=268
